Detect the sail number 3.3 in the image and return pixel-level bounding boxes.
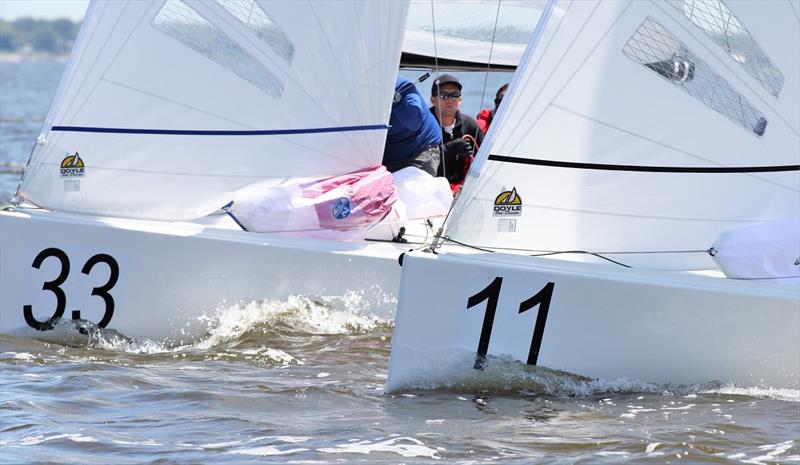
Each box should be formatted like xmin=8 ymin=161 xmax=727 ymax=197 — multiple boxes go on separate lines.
xmin=23 ymin=247 xmax=119 ymax=331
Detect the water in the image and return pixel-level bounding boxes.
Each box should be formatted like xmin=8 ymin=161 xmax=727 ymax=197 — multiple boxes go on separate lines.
xmin=2 ymin=60 xmax=799 ymax=465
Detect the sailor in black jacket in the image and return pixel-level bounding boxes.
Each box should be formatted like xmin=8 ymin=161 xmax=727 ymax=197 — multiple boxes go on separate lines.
xmin=429 ymin=74 xmax=485 ymax=184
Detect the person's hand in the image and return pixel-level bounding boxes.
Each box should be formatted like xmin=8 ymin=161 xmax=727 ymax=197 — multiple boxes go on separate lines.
xmin=462 ymin=137 xmax=474 ymax=155
xmin=444 ymin=139 xmax=469 ymax=159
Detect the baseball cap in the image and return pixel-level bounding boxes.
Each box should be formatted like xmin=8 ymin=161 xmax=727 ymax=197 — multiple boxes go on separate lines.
xmin=431 ymin=73 xmax=462 ymax=96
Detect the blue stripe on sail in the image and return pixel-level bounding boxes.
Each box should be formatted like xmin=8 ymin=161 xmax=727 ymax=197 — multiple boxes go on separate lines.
xmin=50 ymin=124 xmax=390 ymax=136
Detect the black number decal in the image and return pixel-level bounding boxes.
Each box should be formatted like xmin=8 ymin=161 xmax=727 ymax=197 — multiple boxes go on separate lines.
xmin=467 ymin=277 xmax=502 ymax=370
xmin=23 ymin=248 xmax=70 ymax=331
xmin=23 ymin=249 xmax=120 ymax=331
xmin=518 ymin=282 xmax=555 ymax=365
xmin=466 ymin=278 xmax=556 ymax=370
xmin=81 ymin=254 xmax=119 ymax=328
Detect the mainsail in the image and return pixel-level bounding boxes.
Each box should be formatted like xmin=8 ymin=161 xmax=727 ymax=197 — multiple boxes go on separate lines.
xmin=16 ymin=0 xmax=409 ymax=220
xmin=445 ymin=0 xmax=800 ymax=270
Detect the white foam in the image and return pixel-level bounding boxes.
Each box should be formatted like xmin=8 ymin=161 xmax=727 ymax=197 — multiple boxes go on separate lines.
xmin=700 ymin=385 xmax=800 ymax=403
xmin=111 ymin=439 xmax=162 ymax=446
xmin=317 ymin=437 xmax=440 ymax=459
xmin=193 ymin=294 xmax=391 ymax=351
xmin=229 ymin=446 xmax=309 ymax=456
xmin=388 ymin=349 xmax=662 ymax=396
xmin=741 ymin=440 xmax=797 ymax=465
xmin=270 ymin=436 xmax=311 ymax=444
xmin=19 ymin=433 xmax=97 ymax=446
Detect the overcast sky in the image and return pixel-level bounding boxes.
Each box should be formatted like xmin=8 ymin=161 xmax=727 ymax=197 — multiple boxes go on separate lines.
xmin=0 ymin=0 xmax=89 ymax=21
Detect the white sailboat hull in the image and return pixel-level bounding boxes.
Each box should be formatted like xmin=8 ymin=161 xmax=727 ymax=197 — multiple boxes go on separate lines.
xmin=0 ymin=209 xmax=407 ymax=342
xmin=387 ymin=251 xmax=800 ymax=391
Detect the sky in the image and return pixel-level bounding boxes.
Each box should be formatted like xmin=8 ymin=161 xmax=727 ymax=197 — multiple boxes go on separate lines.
xmin=0 ymin=0 xmax=89 ymax=21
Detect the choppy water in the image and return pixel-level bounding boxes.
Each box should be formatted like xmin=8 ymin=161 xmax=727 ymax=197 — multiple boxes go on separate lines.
xmin=2 ymin=60 xmax=799 ymax=465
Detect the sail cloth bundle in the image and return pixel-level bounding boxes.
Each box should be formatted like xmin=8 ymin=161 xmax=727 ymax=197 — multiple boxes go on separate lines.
xmin=710 ymin=219 xmax=800 ymax=283
xmin=225 ymin=166 xmax=453 ymax=241
xmin=226 ymin=166 xmax=398 ymax=241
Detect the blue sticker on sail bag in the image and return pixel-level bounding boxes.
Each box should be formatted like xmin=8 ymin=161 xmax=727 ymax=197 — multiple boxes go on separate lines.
xmin=332 ymin=197 xmax=352 ymax=220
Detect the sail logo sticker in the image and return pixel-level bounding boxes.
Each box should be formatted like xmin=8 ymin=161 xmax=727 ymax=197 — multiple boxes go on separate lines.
xmin=60 ymin=152 xmax=85 ymax=177
xmin=332 ymin=197 xmax=352 ymax=220
xmin=493 ymin=188 xmax=522 ymax=216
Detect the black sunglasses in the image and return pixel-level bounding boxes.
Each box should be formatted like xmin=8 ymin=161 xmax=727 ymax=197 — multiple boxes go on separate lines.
xmin=437 ymin=91 xmax=461 ymax=100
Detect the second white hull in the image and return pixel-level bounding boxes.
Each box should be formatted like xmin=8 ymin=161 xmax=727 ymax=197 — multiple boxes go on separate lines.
xmin=387 ymin=251 xmax=800 ymax=391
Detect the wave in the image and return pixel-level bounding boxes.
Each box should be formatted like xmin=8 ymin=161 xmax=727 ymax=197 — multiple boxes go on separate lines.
xmin=386 ymin=351 xmax=800 ymax=401
xmin=2 ymin=291 xmax=393 ymax=367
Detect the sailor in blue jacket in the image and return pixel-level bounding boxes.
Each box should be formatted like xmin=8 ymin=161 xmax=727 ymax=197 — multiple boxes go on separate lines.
xmin=382 ymin=76 xmax=442 ymax=176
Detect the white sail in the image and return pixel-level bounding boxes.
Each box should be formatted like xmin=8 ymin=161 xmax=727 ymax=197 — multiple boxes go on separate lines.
xmin=17 ymin=0 xmax=408 ymax=220
xmin=446 ymin=0 xmax=800 ymax=270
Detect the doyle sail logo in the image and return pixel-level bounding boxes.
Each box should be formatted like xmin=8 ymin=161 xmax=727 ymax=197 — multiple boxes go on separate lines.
xmin=60 ymin=152 xmax=85 ymax=177
xmin=332 ymin=197 xmax=352 ymax=220
xmin=493 ymin=188 xmax=522 ymax=216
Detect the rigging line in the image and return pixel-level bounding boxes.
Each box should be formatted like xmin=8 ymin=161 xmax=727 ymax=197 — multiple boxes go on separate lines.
xmin=439 ymin=235 xmax=497 ymax=253
xmin=442 ymin=239 xmax=709 ymax=255
xmin=528 ymin=250 xmax=632 ymax=268
xmin=487 ymin=154 xmax=800 ymax=173
xmin=440 ymin=236 xmax=687 ymax=268
xmin=427 ymin=0 xmax=478 ymax=251
xmin=454 ymin=0 xmax=561 ymax=204
xmin=478 ymin=0 xmax=503 ymax=113
xmin=429 ymin=0 xmax=446 ymax=182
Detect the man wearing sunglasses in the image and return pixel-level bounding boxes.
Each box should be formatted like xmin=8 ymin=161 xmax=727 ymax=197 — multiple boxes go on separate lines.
xmin=429 ymin=74 xmax=485 ymax=186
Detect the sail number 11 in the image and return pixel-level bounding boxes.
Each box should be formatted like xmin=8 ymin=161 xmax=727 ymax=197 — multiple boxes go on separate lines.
xmin=466 ymin=277 xmax=555 ymax=370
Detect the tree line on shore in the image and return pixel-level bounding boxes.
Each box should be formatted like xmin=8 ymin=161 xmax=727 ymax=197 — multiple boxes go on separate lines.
xmin=0 ymin=18 xmax=79 ymax=55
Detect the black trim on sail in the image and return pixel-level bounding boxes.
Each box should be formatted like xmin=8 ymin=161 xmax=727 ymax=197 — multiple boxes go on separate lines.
xmin=400 ymin=52 xmax=516 ymax=71
xmin=487 ymin=155 xmax=800 ymax=173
